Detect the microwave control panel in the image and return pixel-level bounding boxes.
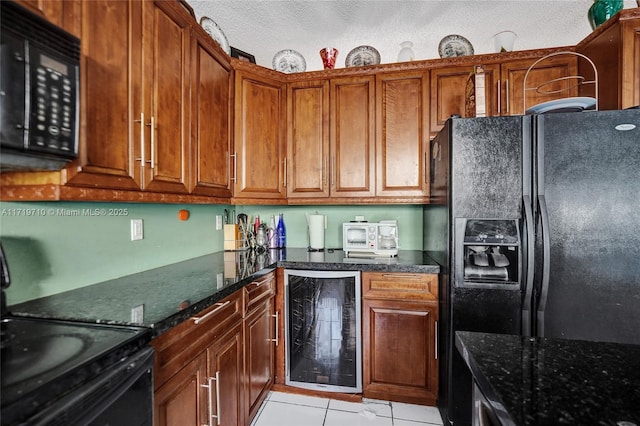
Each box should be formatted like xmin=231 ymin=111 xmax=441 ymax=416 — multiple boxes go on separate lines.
xmin=27 ymin=48 xmax=79 ymax=156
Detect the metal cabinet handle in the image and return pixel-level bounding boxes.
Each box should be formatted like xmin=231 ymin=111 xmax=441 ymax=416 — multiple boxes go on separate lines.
xmin=230 ymin=152 xmax=237 ymax=182
xmin=331 ymin=156 xmax=336 ymax=187
xmin=271 ymin=311 xmax=279 ymax=346
xmin=134 ymin=112 xmax=146 ymax=168
xmin=505 ymin=79 xmax=510 ymax=114
xmin=283 ymin=158 xmax=287 ymax=187
xmin=201 ymin=372 xmax=221 ymax=426
xmin=434 ymin=320 xmax=438 ymax=360
xmin=149 ymin=116 xmax=155 ymax=169
xmin=497 ymin=80 xmax=501 ymax=114
xmin=201 ymin=376 xmax=213 ymax=426
xmin=192 ymin=301 xmax=230 ymax=325
xmin=212 ymin=371 xmax=221 ymax=425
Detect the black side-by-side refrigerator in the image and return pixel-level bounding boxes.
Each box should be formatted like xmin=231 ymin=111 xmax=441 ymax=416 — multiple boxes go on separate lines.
xmin=424 ymin=109 xmax=640 ymax=425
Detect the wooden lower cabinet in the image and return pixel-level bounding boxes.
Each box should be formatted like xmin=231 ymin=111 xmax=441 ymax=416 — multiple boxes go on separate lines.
xmin=154 ymin=352 xmax=208 ymax=425
xmin=152 ymin=271 xmax=277 ymax=426
xmin=154 ymin=324 xmax=243 ymax=426
xmin=208 ymin=322 xmax=244 ymax=426
xmin=362 ymin=272 xmax=438 ymax=406
xmin=244 ymin=297 xmax=275 ymax=423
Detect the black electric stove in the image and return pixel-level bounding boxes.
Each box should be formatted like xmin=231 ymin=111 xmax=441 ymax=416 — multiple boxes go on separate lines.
xmin=1 ymin=315 xmax=152 ymax=425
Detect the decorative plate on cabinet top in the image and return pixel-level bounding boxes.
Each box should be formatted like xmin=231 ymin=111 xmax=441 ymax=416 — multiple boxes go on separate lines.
xmin=272 ymin=49 xmax=306 ymax=73
xmin=345 ymin=45 xmax=381 ymax=67
xmin=438 ymin=34 xmax=474 ymax=58
xmin=200 ymin=17 xmax=230 ymax=55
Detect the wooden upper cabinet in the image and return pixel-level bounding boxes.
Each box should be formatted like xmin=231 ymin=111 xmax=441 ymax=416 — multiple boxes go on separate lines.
xmin=141 ymin=0 xmax=190 ymax=194
xmin=66 ymin=0 xmax=192 ymax=194
xmin=330 ymin=76 xmax=376 ymax=198
xmin=576 ymin=9 xmax=640 ymax=110
xmin=286 ymin=80 xmax=330 ymax=198
xmin=500 ymin=54 xmax=578 ymax=115
xmin=234 ymin=70 xmax=286 ymax=200
xmin=376 ymin=71 xmax=430 ymax=198
xmin=430 ymin=64 xmax=500 ymax=135
xmin=13 ymin=0 xmax=80 ymax=36
xmin=189 ymin=27 xmax=232 ymax=197
xmin=65 ymin=0 xmax=143 ymax=190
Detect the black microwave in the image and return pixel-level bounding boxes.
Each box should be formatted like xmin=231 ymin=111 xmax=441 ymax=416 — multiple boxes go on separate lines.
xmin=0 ymin=1 xmax=80 ymax=171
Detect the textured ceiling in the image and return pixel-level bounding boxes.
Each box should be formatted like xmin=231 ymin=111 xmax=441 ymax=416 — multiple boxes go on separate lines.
xmin=187 ymin=0 xmax=638 ymax=72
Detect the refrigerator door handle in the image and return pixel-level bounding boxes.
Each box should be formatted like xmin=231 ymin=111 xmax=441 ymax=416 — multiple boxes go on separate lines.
xmin=521 ymin=195 xmax=535 ymax=336
xmin=537 ymin=194 xmax=551 ymax=336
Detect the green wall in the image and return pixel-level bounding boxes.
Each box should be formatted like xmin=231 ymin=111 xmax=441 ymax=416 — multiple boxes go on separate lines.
xmin=0 ymin=201 xmax=423 ymax=304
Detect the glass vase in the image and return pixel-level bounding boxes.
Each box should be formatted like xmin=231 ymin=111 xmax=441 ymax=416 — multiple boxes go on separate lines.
xmin=588 ymin=0 xmax=623 ymax=30
xmin=397 ymin=41 xmax=415 ymax=62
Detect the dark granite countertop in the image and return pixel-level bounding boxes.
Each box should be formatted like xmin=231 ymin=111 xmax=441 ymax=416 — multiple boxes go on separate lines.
xmin=10 ymin=248 xmax=439 ymax=337
xmin=455 ymin=331 xmax=640 ymax=426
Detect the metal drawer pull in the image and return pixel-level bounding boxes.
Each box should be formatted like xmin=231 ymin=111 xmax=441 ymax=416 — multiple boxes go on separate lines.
xmin=192 ymin=301 xmax=231 ymax=325
xmin=381 ymin=273 xmax=418 ymax=279
xmin=252 ymin=277 xmax=270 ymax=287
xmin=271 ymin=311 xmax=279 ymax=346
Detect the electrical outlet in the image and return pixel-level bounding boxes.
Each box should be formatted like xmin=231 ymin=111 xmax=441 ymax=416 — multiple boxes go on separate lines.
xmin=131 ymin=219 xmax=143 ymax=241
xmin=131 ymin=304 xmax=144 ymax=323
xmin=216 ymin=215 xmax=223 ymax=230
xmin=216 ymin=272 xmax=223 ymax=289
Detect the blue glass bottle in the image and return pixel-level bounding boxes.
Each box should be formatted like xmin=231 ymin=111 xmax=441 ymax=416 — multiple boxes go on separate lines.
xmin=276 ymin=213 xmax=286 ymax=248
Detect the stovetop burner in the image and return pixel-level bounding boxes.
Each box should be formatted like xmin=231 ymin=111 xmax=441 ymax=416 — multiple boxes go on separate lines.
xmin=1 ymin=316 xmax=150 ymax=410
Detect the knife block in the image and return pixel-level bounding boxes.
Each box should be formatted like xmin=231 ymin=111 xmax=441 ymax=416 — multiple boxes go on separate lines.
xmin=224 ymin=224 xmax=240 ymax=250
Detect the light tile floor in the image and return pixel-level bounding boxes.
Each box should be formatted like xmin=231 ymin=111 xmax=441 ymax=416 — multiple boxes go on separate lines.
xmin=251 ymin=391 xmax=444 ymax=426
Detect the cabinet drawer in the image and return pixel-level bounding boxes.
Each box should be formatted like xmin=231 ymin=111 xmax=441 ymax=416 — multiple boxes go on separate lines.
xmin=362 ymin=272 xmax=438 ymax=301
xmin=151 ymin=290 xmax=243 ymax=389
xmin=244 ymin=272 xmax=276 ymax=313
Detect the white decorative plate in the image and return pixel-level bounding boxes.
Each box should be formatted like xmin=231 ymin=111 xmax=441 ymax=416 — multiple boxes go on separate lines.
xmin=438 ymin=35 xmax=474 ymax=58
xmin=272 ymin=50 xmax=306 ymax=73
xmin=345 ymin=45 xmax=381 ymax=67
xmin=200 ymin=17 xmax=230 ymax=55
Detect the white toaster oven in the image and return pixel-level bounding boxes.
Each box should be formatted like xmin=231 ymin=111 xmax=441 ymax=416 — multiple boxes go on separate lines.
xmin=342 ymin=220 xmax=398 ymax=257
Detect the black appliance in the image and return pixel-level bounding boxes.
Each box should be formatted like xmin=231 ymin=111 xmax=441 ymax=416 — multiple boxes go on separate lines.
xmin=424 ymin=110 xmax=640 ymax=425
xmin=1 ymin=244 xmax=154 ymax=425
xmin=0 ymin=0 xmax=80 ymax=171
xmin=283 ymin=269 xmax=362 ymax=393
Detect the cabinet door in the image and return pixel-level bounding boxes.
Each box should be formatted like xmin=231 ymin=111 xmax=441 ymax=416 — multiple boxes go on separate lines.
xmin=376 ymin=71 xmax=430 ymax=198
xmin=208 ymin=322 xmax=244 ymax=426
xmin=234 ymin=71 xmax=286 ymax=200
xmin=13 ymin=0 xmax=80 ymax=36
xmin=362 ymin=298 xmax=438 ymax=405
xmin=65 ymin=0 xmax=143 ymax=190
xmin=576 ymin=17 xmax=640 ymax=109
xmin=500 ymin=55 xmax=578 ymax=115
xmin=154 ymin=352 xmax=208 ymax=426
xmin=189 ymin=29 xmax=232 ymax=197
xmin=142 ymin=0 xmax=190 ymax=193
xmin=430 ymin=65 xmax=500 ymax=135
xmin=287 ymin=80 xmax=330 ymax=199
xmin=330 ymin=76 xmax=376 ymax=197
xmin=245 ymin=298 xmax=275 ymax=423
